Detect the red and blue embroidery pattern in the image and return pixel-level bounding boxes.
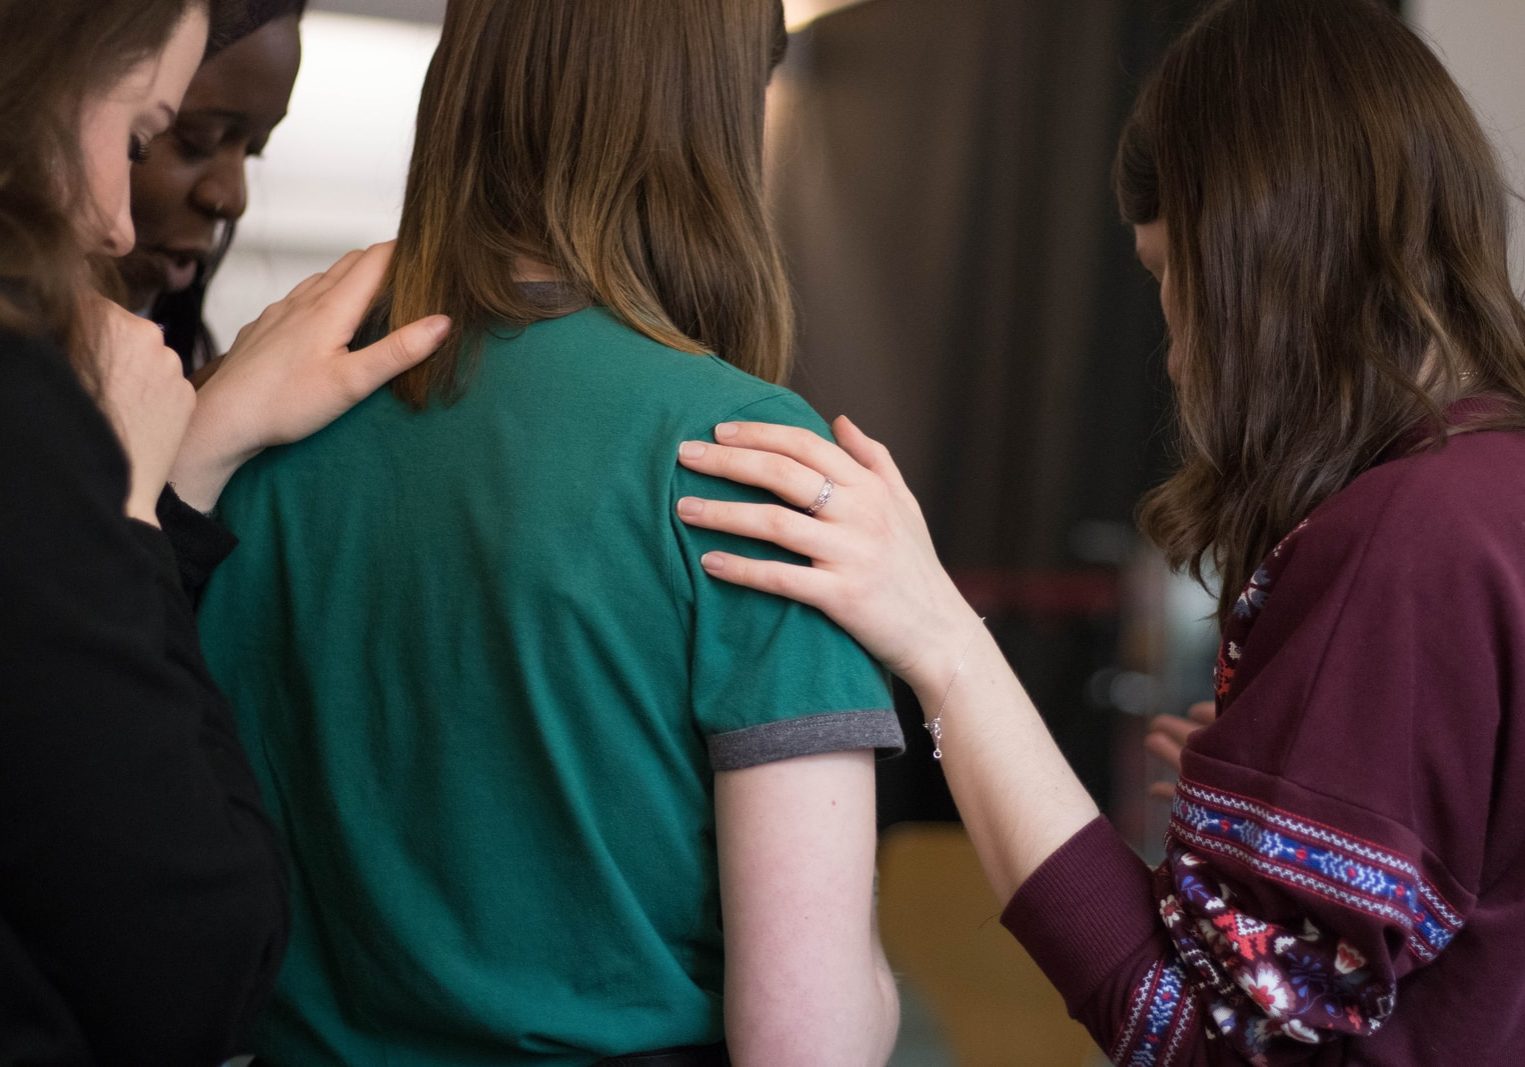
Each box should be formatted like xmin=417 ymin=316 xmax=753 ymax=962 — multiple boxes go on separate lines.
xmin=1114 ymin=781 xmax=1466 ymax=1064
xmin=1171 ymin=781 xmax=1463 ymax=962
xmin=1112 ymin=960 xmax=1196 ymax=1067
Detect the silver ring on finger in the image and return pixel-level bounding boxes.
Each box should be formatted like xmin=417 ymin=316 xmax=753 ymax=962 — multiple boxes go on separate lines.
xmin=804 ymin=476 xmax=835 ymax=517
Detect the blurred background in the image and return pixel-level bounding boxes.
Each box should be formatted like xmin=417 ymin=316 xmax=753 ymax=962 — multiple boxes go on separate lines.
xmin=210 ymin=1 xmax=1525 ymax=1062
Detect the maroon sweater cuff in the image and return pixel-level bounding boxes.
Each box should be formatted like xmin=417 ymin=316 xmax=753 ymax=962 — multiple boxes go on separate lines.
xmin=1001 ymin=816 xmax=1162 ymax=1015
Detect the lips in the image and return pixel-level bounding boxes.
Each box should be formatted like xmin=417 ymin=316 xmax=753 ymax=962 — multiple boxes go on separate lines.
xmin=147 ymin=247 xmax=211 ymax=295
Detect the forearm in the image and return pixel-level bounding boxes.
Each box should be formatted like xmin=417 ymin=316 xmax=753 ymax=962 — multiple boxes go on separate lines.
xmin=908 ymin=621 xmax=1230 ymax=1063
xmin=907 ymin=613 xmax=1101 ymax=903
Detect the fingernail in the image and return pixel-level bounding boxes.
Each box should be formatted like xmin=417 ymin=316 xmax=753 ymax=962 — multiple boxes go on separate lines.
xmin=701 ymin=552 xmax=725 ymax=571
xmin=677 ymin=497 xmax=704 ymax=518
xmin=678 ymin=441 xmax=706 ymax=460
xmin=715 ymin=423 xmax=738 ymax=441
xmin=427 ymin=315 xmax=452 ymax=342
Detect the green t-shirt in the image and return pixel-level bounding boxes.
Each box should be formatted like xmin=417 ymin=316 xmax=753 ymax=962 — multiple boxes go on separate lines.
xmin=198 ymin=307 xmax=901 ymax=1065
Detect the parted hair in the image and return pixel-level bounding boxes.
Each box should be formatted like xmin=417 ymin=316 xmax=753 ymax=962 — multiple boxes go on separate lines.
xmin=1116 ymin=0 xmax=1525 ymax=623
xmin=0 ymin=0 xmax=241 ymax=365
xmin=384 ymin=0 xmax=793 ymax=407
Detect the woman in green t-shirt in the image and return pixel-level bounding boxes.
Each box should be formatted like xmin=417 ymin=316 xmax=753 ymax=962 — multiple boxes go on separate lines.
xmin=198 ymin=2 xmax=904 ymax=1063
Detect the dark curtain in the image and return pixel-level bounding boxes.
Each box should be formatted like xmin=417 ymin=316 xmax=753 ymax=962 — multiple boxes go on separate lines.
xmin=767 ymin=0 xmax=1213 ymax=566
xmin=766 ymin=0 xmax=1207 ymax=823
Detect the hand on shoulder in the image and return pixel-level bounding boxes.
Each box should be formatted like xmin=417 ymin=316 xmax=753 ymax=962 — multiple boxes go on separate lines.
xmin=675 ymin=414 xmax=982 ymax=692
xmin=170 ymin=241 xmax=451 ymax=512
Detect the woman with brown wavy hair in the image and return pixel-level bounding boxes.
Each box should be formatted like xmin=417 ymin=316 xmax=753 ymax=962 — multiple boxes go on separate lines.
xmin=0 ymin=0 xmax=445 ymax=1059
xmin=674 ymin=0 xmax=1525 ymax=1060
xmin=198 ymin=1 xmax=901 ymax=1063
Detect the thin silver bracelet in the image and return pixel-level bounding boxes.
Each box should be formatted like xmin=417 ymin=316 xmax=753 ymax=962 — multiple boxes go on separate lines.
xmin=924 ymin=617 xmax=987 ymax=760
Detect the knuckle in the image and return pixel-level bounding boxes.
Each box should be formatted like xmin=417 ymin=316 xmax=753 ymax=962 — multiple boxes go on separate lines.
xmin=128 ymin=318 xmax=163 ymax=348
xmin=752 ymin=565 xmax=784 ymax=592
xmin=781 ymin=568 xmax=813 ymax=599
xmin=764 ymin=505 xmax=793 ymax=536
xmin=751 ymin=423 xmax=783 ymax=449
xmin=708 ymin=446 xmax=737 ymax=473
xmin=712 ymin=553 xmax=745 ymax=582
xmin=153 ymin=345 xmax=183 ymax=377
xmin=864 ymin=512 xmax=891 ymax=542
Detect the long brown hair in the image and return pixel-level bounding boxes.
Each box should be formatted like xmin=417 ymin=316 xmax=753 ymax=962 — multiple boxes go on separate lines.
xmin=0 ymin=0 xmax=239 ymax=364
xmin=1116 ymin=0 xmax=1525 ymax=623
xmin=385 ymin=0 xmax=793 ymax=408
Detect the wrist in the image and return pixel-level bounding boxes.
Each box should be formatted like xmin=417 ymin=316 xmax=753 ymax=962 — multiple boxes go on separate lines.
xmin=168 ymin=451 xmax=247 ymax=514
xmin=124 ymin=491 xmax=164 ymax=528
xmin=903 ymin=603 xmax=992 ymax=708
xmin=171 ymin=386 xmax=264 ymax=512
xmin=169 ymin=424 xmax=256 ymax=514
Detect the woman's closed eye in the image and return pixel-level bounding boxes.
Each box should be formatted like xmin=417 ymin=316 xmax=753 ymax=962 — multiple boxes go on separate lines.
xmin=169 ymin=115 xmax=238 ymax=161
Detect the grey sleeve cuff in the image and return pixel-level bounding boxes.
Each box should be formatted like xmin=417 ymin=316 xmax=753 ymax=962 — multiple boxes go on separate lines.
xmin=708 ymin=710 xmax=906 ymax=772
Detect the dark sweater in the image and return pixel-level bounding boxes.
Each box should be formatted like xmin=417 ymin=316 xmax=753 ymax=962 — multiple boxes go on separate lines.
xmin=1006 ymin=407 xmax=1525 ymax=1064
xmin=0 ymin=330 xmax=287 ymax=1065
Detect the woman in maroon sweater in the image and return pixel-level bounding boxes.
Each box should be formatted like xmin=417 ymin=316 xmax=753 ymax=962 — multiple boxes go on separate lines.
xmin=672 ymin=0 xmax=1525 ymax=1061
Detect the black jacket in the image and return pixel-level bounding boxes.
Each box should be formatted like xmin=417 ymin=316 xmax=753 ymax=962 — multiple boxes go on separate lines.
xmin=0 ymin=330 xmax=287 ymax=1065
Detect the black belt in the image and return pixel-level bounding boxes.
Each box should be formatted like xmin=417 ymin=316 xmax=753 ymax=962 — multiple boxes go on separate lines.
xmin=596 ymin=1043 xmax=730 ymax=1067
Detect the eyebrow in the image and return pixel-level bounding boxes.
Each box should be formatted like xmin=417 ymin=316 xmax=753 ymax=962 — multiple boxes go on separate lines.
xmin=177 ymin=108 xmax=259 ymax=133
xmin=187 ymin=108 xmax=253 ymax=121
xmin=180 ymin=107 xmax=288 ymax=128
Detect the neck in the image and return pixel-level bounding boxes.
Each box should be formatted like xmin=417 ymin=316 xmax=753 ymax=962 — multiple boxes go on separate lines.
xmin=510 ymin=255 xmax=560 ymax=284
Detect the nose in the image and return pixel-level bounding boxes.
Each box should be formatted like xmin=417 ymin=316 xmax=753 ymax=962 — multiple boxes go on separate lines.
xmin=194 ymin=149 xmax=249 ymax=220
xmin=102 ymin=187 xmax=136 ymax=257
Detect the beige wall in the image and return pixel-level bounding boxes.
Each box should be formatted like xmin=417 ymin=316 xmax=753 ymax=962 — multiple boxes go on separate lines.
xmin=1411 ymin=0 xmax=1525 ymax=289
xmin=782 ymin=0 xmax=877 ymax=29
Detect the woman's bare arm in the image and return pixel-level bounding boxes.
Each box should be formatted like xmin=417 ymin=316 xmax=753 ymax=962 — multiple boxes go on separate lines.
xmin=715 ymin=749 xmax=899 ymax=1066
